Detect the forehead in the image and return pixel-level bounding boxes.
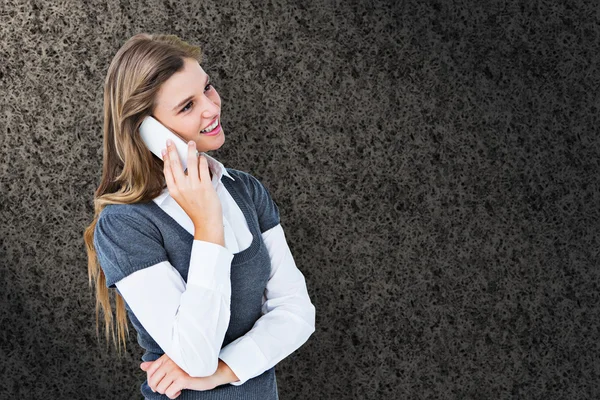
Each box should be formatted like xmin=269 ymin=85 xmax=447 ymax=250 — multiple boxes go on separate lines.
xmin=157 ymin=58 xmax=206 ymax=101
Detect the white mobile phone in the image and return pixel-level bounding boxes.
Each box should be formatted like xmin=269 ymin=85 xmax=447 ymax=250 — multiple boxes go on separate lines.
xmin=139 ymin=116 xmax=199 ymax=172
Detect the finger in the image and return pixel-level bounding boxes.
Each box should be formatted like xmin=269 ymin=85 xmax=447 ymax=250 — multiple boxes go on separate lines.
xmin=166 ymin=381 xmax=184 ymax=399
xmin=198 ymin=153 xmax=210 ymax=183
xmin=149 ymin=354 xmax=172 ymax=391
xmin=165 ymin=377 xmax=186 ymax=399
xmin=149 ymin=369 xmax=167 ymax=392
xmin=167 ymin=139 xmax=186 ymax=185
xmin=146 ymin=356 xmax=165 ymax=382
xmin=140 ymin=361 xmax=152 ymax=371
xmin=156 ymin=372 xmax=176 ymax=394
xmin=162 ymin=149 xmax=177 ymax=195
xmin=186 ymin=140 xmax=199 ymax=184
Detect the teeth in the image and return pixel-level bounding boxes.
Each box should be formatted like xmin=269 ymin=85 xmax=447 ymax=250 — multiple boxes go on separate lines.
xmin=201 ymin=119 xmax=219 ymax=133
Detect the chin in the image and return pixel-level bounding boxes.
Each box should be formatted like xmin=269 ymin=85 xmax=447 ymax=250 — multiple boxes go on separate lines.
xmin=199 ymin=132 xmax=225 ymax=152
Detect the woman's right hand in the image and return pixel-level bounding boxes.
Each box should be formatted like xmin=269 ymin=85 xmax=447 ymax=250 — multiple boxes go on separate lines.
xmin=162 ymin=139 xmax=224 ymax=245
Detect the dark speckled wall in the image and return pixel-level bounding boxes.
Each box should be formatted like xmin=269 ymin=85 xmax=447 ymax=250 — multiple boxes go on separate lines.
xmin=1 ymin=0 xmax=598 ymax=399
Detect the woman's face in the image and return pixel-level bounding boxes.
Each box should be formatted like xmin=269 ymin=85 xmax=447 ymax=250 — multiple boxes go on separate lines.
xmin=152 ymin=57 xmax=224 ymax=153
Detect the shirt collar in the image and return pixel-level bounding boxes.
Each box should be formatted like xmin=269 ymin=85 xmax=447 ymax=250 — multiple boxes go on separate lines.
xmin=153 ymin=152 xmax=235 ymax=206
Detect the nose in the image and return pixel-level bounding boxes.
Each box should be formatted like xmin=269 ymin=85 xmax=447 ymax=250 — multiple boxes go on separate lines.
xmin=199 ymin=95 xmax=220 ymax=120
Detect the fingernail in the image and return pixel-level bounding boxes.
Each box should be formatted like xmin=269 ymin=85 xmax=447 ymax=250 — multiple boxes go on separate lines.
xmin=166 ymin=139 xmax=172 ymax=146
xmin=188 ymin=141 xmax=194 ymax=147
xmin=161 ymin=149 xmax=166 ymax=156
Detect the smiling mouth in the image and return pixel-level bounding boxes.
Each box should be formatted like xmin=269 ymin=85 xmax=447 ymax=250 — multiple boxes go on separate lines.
xmin=200 ymin=117 xmax=219 ymax=133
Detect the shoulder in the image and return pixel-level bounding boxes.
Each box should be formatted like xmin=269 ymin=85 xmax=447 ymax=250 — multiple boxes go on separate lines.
xmin=95 ymin=203 xmax=162 ymax=242
xmin=94 ymin=203 xmax=168 ymax=288
xmin=224 ymin=167 xmax=254 ymax=183
xmin=97 ymin=202 xmax=157 ymax=222
xmin=225 ymin=168 xmax=280 ymax=232
xmin=224 ymin=168 xmax=270 ymax=192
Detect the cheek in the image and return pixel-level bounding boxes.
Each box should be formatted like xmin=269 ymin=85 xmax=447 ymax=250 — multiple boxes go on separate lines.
xmin=181 ymin=119 xmax=202 ymax=136
xmin=209 ymin=90 xmax=221 ymax=105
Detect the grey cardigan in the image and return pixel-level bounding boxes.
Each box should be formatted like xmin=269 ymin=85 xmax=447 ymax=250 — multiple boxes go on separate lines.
xmin=94 ymin=168 xmax=280 ymax=399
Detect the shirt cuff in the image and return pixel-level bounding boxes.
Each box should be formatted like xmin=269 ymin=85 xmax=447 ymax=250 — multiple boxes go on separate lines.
xmin=219 ymin=335 xmax=269 ymax=386
xmin=186 ymin=240 xmax=234 ymax=294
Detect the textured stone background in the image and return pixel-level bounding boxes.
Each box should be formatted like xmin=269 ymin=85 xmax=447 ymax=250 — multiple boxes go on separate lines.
xmin=1 ymin=0 xmax=599 ymax=399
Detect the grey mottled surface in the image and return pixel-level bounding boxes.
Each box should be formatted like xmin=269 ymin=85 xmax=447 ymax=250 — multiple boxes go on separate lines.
xmin=1 ymin=0 xmax=599 ymax=399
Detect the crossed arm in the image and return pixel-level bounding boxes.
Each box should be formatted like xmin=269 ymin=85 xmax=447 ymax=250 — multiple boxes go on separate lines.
xmin=115 ymin=223 xmax=316 ymax=391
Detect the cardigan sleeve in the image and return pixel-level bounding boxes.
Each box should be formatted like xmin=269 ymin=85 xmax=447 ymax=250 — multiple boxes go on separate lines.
xmin=93 ymin=212 xmax=169 ymax=288
xmin=94 ymin=210 xmax=235 ymax=377
xmin=245 ymin=173 xmax=281 ymax=234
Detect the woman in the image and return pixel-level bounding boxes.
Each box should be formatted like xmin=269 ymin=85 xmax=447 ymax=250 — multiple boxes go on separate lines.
xmin=83 ymin=33 xmax=316 ymax=400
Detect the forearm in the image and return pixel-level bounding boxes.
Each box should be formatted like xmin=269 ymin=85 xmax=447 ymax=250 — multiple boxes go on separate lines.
xmin=215 ymin=359 xmax=240 ymax=385
xmin=115 ymin=241 xmax=234 ymax=377
xmin=184 ymin=359 xmax=240 ymax=389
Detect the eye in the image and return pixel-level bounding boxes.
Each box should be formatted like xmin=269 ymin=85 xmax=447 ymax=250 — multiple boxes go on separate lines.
xmin=180 ymin=83 xmax=214 ymax=113
xmin=181 ymin=101 xmax=193 ymax=113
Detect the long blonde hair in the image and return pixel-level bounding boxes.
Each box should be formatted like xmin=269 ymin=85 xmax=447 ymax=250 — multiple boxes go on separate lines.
xmin=83 ymin=33 xmax=203 ymax=352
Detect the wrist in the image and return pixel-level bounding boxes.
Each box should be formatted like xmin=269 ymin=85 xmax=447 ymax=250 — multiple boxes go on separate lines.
xmin=193 ymin=228 xmax=225 ymax=246
xmin=217 ymin=359 xmax=240 ymax=385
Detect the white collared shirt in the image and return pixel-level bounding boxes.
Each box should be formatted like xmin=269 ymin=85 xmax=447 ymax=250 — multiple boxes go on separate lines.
xmin=114 ymin=152 xmax=316 ymax=385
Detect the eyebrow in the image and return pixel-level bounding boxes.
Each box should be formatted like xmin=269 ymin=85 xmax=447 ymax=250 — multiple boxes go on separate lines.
xmin=171 ymin=74 xmax=210 ymax=113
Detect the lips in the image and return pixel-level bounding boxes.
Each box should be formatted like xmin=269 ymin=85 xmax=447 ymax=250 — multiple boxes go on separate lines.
xmin=201 ymin=120 xmax=221 ymax=136
xmin=200 ymin=116 xmax=219 ymax=133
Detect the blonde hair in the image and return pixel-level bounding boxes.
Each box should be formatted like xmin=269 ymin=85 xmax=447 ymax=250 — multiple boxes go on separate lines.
xmin=83 ymin=33 xmax=203 ymax=352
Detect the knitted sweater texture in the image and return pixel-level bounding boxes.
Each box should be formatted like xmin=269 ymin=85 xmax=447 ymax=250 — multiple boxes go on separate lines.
xmin=94 ymin=168 xmax=280 ymax=399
